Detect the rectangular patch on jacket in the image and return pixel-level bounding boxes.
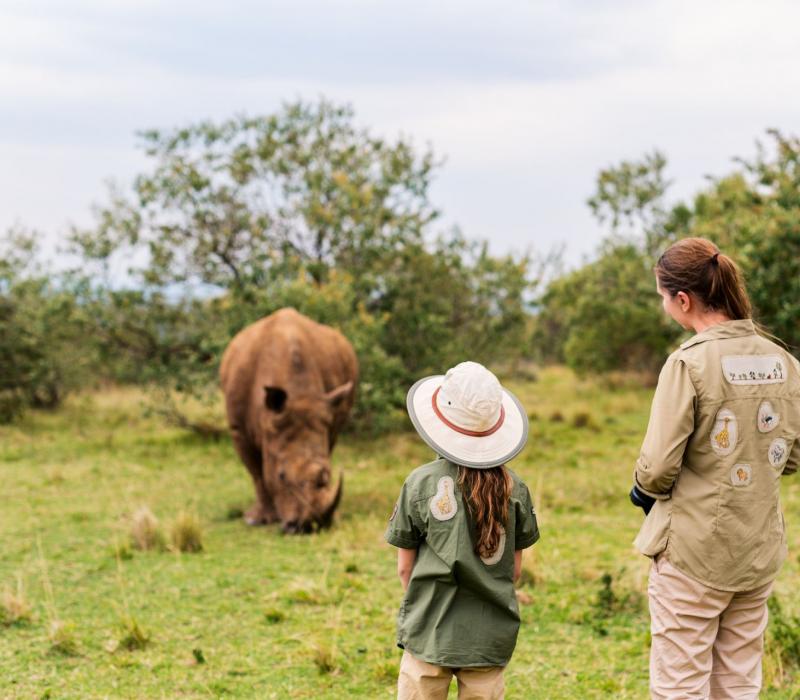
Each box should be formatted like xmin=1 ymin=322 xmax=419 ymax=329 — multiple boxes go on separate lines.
xmin=721 ymin=355 xmax=786 ymax=385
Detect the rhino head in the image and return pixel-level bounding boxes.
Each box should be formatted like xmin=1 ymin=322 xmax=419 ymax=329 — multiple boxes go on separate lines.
xmin=260 ymin=381 xmax=351 ymax=534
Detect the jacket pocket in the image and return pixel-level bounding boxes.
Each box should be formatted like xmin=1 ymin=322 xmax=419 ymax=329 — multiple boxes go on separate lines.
xmin=634 ymin=499 xmax=672 ymax=557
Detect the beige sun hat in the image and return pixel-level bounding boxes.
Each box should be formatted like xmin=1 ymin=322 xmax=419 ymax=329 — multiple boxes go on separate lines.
xmin=406 ymin=361 xmax=529 ymax=469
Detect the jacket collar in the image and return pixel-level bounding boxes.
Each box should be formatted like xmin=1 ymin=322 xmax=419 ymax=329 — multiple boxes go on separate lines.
xmin=679 ymin=318 xmax=757 ymax=350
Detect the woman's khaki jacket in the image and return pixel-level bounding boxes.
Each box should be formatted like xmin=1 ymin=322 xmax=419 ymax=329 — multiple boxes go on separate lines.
xmin=634 ymin=319 xmax=800 ymax=591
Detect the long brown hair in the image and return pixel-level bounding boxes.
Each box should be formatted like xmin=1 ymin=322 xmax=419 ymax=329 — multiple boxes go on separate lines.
xmin=655 ymin=237 xmax=751 ymax=319
xmin=457 ymin=465 xmax=512 ymax=558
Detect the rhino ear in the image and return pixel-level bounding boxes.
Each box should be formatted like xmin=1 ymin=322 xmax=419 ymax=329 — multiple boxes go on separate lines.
xmin=324 ymin=381 xmax=353 ymax=407
xmin=264 ymin=386 xmax=288 ymax=413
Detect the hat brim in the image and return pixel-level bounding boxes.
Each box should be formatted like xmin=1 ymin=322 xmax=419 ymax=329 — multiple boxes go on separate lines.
xmin=406 ymin=375 xmax=529 ymax=469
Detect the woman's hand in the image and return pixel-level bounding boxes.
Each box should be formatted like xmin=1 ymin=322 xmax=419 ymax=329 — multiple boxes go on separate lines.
xmin=630 ymin=485 xmax=655 ymax=515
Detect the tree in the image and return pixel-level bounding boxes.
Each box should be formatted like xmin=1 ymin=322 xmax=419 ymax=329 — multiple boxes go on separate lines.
xmin=587 ymin=150 xmax=673 ymax=256
xmin=0 ymin=229 xmax=93 ymax=421
xmin=535 ymin=152 xmax=681 ymax=374
xmin=71 ymin=100 xmax=439 ymax=290
xmin=668 ymin=130 xmax=800 ymax=352
xmin=535 ymin=242 xmax=679 ymax=374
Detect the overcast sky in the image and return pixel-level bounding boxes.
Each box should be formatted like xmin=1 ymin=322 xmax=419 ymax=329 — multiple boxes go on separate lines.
xmin=2 ymin=0 xmax=800 ymax=268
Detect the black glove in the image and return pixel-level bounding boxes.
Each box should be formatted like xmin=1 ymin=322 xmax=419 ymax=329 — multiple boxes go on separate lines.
xmin=629 ymin=485 xmax=655 ymax=515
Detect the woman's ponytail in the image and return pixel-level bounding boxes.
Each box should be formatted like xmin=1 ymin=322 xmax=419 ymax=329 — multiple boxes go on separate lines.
xmin=656 ymin=238 xmax=751 ymax=320
xmin=709 ymin=252 xmax=751 ymax=320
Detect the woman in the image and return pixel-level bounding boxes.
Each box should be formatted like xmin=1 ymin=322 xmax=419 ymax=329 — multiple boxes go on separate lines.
xmin=630 ymin=237 xmax=800 ymax=699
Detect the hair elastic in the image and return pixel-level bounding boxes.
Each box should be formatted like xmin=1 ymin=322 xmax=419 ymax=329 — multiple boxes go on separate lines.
xmin=711 ymin=252 xmax=720 ymax=265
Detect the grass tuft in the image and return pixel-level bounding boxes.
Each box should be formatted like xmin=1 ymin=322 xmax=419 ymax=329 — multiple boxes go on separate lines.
xmin=48 ymin=619 xmax=78 ymax=655
xmin=312 ymin=642 xmax=338 ymax=674
xmin=169 ymin=509 xmax=204 ymax=553
xmin=571 ymin=411 xmax=599 ymax=431
xmin=117 ymin=613 xmax=151 ymax=651
xmin=110 ymin=537 xmax=134 ymax=561
xmin=264 ymin=608 xmax=285 ymax=624
xmin=129 ymin=506 xmax=164 ymax=551
xmin=1 ymin=577 xmax=32 ymax=626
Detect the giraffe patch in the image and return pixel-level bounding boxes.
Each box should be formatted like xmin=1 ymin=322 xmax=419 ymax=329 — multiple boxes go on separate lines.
xmin=430 ymin=476 xmax=458 ymax=521
xmin=710 ymin=408 xmax=738 ymax=456
xmin=480 ymin=526 xmax=506 ymax=566
xmin=757 ymin=401 xmax=780 ymax=433
xmin=730 ymin=463 xmax=753 ymax=487
xmin=768 ymin=438 xmax=789 ymax=469
xmin=721 ymin=355 xmax=786 ymax=385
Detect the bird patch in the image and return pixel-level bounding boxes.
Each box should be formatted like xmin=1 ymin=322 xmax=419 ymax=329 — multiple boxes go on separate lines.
xmin=480 ymin=526 xmax=506 ymax=566
xmin=721 ymin=355 xmax=786 ymax=385
xmin=730 ymin=463 xmax=752 ymax=487
xmin=757 ymin=401 xmax=780 ymax=433
xmin=768 ymin=438 xmax=789 ymax=469
xmin=430 ymin=476 xmax=458 ymax=521
xmin=710 ymin=408 xmax=738 ymax=456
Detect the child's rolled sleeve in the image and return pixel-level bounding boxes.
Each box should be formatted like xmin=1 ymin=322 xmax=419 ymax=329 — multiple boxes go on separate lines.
xmin=514 ymin=485 xmax=539 ymax=550
xmin=384 ymin=480 xmax=424 ymax=549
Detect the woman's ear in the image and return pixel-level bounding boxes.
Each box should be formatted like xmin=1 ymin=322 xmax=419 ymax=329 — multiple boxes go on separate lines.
xmin=676 ymin=291 xmax=691 ymax=312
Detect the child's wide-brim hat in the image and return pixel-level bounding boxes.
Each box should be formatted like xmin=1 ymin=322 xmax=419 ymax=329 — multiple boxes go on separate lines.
xmin=406 ymin=361 xmax=529 ymax=469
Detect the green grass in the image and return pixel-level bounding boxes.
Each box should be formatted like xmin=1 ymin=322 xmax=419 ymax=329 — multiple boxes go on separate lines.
xmin=1 ymin=368 xmax=798 ymax=698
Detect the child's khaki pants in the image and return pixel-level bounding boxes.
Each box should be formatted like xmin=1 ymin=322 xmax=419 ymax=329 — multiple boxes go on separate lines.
xmin=648 ymin=555 xmax=773 ymax=700
xmin=397 ymin=650 xmax=505 ymax=700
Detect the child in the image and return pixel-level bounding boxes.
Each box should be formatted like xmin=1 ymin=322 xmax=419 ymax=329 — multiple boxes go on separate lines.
xmin=385 ymin=361 xmax=539 ymax=700
xmin=630 ymin=238 xmax=800 ymax=699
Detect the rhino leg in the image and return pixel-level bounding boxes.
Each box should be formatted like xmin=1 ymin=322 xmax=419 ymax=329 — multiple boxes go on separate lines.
xmin=230 ymin=429 xmax=278 ymax=526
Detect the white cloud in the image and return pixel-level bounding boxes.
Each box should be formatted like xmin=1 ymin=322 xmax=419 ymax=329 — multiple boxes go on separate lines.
xmin=1 ymin=0 xmax=800 ymax=266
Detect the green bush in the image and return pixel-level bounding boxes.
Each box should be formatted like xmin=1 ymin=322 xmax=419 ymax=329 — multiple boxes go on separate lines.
xmin=535 ymin=243 xmax=679 ymax=375
xmin=0 ymin=230 xmax=94 ymax=422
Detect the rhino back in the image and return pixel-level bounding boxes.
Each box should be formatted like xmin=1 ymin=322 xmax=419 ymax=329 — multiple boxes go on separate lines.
xmin=220 ymin=309 xmax=358 ymax=443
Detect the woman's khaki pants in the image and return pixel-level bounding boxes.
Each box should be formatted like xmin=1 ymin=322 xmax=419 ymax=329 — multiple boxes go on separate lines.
xmin=397 ymin=650 xmax=505 ymax=700
xmin=648 ymin=555 xmax=773 ymax=700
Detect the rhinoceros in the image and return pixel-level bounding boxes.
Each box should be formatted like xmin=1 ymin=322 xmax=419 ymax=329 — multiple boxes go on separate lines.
xmin=220 ymin=308 xmax=358 ymax=533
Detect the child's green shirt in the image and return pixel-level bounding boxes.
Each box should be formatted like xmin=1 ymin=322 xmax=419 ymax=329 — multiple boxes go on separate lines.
xmin=385 ymin=458 xmax=539 ymax=667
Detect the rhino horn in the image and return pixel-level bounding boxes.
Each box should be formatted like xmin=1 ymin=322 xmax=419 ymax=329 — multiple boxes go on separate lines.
xmin=317 ymin=470 xmax=343 ymax=529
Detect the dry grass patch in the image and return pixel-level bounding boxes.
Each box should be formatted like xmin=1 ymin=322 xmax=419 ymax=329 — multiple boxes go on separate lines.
xmin=1 ymin=577 xmax=32 ymax=626
xmin=129 ymin=506 xmax=164 ymax=551
xmin=169 ymin=509 xmax=204 ymax=553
